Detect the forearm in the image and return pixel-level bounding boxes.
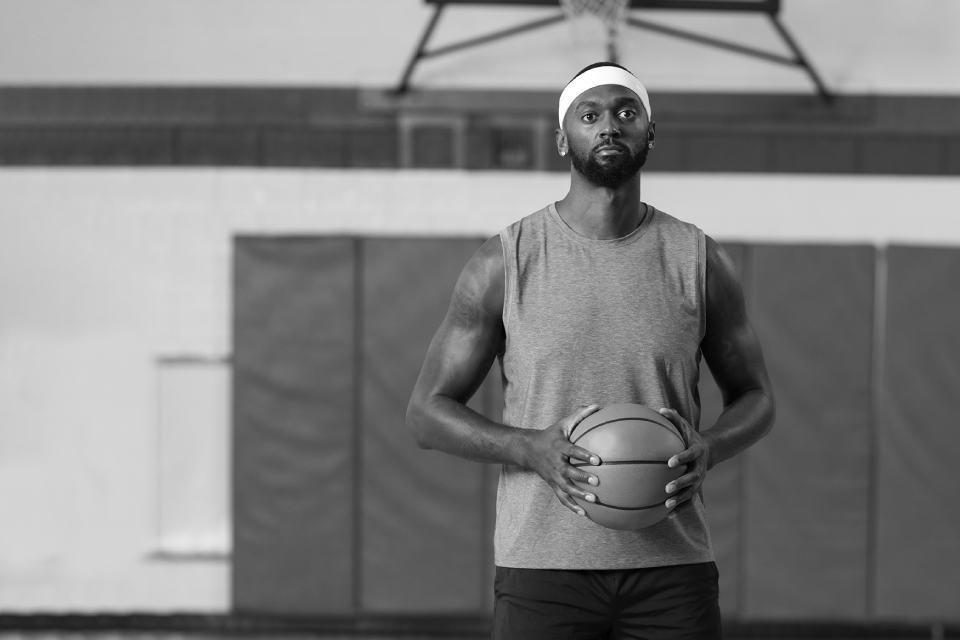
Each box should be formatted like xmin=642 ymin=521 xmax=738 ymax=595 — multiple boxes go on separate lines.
xmin=700 ymin=387 xmax=775 ymax=469
xmin=406 ymin=393 xmax=529 ymax=466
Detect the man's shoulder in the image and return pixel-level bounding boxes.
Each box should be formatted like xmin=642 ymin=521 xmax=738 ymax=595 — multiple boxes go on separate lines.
xmin=473 ymin=233 xmax=504 ymax=268
xmin=501 ymin=204 xmax=552 ymax=234
xmin=646 ymin=206 xmax=706 ymax=256
xmin=648 ymin=205 xmax=701 ymax=234
xmin=456 ymin=234 xmax=505 ymax=322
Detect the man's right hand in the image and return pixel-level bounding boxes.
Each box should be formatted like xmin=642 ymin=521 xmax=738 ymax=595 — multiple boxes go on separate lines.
xmin=521 ymin=404 xmax=603 ymax=517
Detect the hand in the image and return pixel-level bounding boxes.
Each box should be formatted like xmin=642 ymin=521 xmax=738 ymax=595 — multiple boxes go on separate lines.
xmin=522 ymin=404 xmax=603 ymax=517
xmin=658 ymin=407 xmax=711 ymax=512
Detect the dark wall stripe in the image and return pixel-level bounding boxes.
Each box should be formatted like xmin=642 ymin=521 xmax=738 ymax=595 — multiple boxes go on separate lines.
xmin=744 ymin=244 xmax=875 ymax=619
xmin=359 ymin=237 xmax=489 ymax=613
xmin=737 ymin=244 xmax=756 ymax=622
xmin=1 ymin=87 xmax=960 ymax=173
xmin=232 ymin=236 xmax=356 ymax=615
xmin=865 ymin=246 xmax=888 ymax=617
xmin=352 ymin=238 xmax=365 ymax=613
xmin=876 ymin=246 xmax=960 ymax=618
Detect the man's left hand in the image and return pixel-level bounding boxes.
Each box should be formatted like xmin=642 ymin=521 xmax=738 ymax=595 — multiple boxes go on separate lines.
xmin=658 ymin=407 xmax=711 ymax=512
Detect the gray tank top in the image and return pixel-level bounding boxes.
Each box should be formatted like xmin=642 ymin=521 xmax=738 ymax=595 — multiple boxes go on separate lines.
xmin=495 ymin=202 xmax=714 ymax=569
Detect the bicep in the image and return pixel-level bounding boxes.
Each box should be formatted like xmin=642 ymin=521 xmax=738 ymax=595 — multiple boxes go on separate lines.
xmin=701 ymin=236 xmax=771 ymax=404
xmin=413 ymin=236 xmax=505 ymax=405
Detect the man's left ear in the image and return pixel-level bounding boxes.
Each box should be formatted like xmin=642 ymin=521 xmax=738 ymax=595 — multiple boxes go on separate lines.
xmin=647 ymin=122 xmax=656 ymax=150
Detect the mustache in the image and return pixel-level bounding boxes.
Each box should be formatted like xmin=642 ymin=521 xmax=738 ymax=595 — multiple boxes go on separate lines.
xmin=592 ymin=141 xmax=629 ymax=153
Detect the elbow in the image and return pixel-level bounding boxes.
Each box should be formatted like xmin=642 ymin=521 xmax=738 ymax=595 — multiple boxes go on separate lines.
xmin=405 ymin=395 xmax=436 ymax=451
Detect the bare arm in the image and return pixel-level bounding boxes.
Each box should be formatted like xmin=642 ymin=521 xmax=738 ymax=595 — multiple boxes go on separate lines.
xmin=698 ymin=235 xmax=775 ymax=467
xmin=405 ymin=235 xmax=517 ymax=463
xmin=660 ymin=235 xmax=775 ymax=508
xmin=405 ymin=235 xmax=602 ymax=515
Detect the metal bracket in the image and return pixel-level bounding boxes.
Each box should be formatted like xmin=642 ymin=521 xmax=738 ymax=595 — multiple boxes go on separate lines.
xmin=396 ymin=2 xmax=567 ymax=95
xmin=395 ymin=0 xmax=832 ymax=103
xmin=625 ymin=11 xmax=833 ymax=103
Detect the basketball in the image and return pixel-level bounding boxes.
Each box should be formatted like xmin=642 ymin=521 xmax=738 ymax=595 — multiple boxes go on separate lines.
xmin=570 ymin=403 xmax=687 ymax=530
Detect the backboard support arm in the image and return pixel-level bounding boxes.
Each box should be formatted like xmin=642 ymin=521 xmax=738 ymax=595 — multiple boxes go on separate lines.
xmin=396 ymin=0 xmax=832 ymax=103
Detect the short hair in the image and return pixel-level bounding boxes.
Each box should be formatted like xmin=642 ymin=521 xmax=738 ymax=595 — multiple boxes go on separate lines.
xmin=567 ymin=61 xmax=632 ymax=85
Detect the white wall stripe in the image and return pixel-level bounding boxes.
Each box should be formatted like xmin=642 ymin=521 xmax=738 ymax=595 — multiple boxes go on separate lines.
xmin=4 ymin=168 xmax=958 ymax=245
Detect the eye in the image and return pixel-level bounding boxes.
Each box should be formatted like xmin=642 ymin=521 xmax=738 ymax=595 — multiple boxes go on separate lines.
xmin=619 ymin=109 xmax=637 ymax=121
xmin=581 ymin=112 xmax=598 ymax=124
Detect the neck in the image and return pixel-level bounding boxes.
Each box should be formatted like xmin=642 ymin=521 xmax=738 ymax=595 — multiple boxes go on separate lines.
xmin=556 ymin=172 xmax=645 ymax=240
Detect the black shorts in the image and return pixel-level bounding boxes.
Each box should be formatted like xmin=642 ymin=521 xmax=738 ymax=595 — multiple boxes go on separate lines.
xmin=492 ymin=562 xmax=721 ymax=640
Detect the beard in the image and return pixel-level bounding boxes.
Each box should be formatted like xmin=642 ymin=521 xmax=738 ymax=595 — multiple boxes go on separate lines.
xmin=570 ymin=142 xmax=649 ymax=189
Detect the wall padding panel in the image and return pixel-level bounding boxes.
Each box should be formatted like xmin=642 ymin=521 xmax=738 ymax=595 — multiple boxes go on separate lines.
xmin=876 ymin=246 xmax=960 ymax=618
xmin=233 ymin=237 xmax=356 ymax=614
xmin=360 ymin=238 xmax=492 ymax=613
xmin=230 ymin=237 xmax=960 ymax=623
xmin=744 ymin=245 xmax=875 ymax=618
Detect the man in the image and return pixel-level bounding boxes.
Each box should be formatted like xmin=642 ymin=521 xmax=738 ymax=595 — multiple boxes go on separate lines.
xmin=406 ymin=62 xmax=775 ymax=639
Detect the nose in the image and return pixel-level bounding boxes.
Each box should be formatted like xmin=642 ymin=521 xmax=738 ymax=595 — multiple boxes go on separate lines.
xmin=599 ymin=114 xmax=620 ymax=140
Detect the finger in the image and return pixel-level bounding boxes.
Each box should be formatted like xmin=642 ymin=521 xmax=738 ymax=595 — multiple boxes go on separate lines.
xmin=659 ymin=407 xmax=693 ymax=448
xmin=552 ymin=486 xmax=587 ymax=516
xmin=564 ymin=403 xmax=601 ymax=437
xmin=567 ymin=444 xmax=601 ymax=466
xmin=667 ymin=447 xmax=699 ymax=469
xmin=658 ymin=406 xmax=682 ymax=424
xmin=658 ymin=406 xmax=690 ymax=432
xmin=665 ymin=486 xmax=698 ymax=510
xmin=665 ymin=471 xmax=699 ymax=494
xmin=558 ymin=474 xmax=598 ymax=503
xmin=565 ymin=464 xmax=600 ymax=489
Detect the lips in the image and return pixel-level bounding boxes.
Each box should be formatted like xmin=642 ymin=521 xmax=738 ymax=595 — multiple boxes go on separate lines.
xmin=594 ymin=144 xmax=627 ymax=157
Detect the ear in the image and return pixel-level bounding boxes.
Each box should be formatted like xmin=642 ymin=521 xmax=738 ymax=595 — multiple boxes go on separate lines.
xmin=556 ymin=128 xmax=569 ymax=158
xmin=646 ymin=121 xmax=656 ymax=149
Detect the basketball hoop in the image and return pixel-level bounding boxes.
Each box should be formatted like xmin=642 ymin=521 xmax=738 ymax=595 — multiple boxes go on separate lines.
xmin=560 ymin=0 xmax=629 ymax=63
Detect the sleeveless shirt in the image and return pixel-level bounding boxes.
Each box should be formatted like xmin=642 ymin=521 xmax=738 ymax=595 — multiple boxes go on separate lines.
xmin=495 ymin=202 xmax=714 ymax=569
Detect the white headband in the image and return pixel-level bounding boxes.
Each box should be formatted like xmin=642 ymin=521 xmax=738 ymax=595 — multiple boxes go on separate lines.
xmin=558 ymin=66 xmax=652 ymax=128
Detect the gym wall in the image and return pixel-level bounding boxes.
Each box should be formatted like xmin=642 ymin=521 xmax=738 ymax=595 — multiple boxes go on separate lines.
xmin=231 ymin=232 xmax=960 ymax=622
xmin=3 ymin=169 xmax=960 ymax=621
xmin=2 ymin=0 xmax=960 ymax=627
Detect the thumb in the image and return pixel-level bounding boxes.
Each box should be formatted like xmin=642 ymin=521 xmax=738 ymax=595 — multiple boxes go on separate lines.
xmin=565 ymin=403 xmax=601 ymax=438
xmin=658 ymin=406 xmax=684 ymax=423
xmin=657 ymin=407 xmax=690 ymax=440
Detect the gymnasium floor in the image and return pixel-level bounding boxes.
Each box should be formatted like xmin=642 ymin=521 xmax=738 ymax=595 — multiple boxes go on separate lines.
xmin=0 ymin=615 xmax=956 ymax=640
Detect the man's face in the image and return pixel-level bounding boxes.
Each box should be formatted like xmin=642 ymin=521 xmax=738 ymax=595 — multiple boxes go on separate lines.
xmin=562 ymin=84 xmax=652 ymax=188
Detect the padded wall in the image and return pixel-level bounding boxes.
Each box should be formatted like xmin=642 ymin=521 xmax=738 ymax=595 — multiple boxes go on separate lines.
xmin=360 ymin=238 xmax=493 ymax=613
xmin=233 ymin=237 xmax=960 ymax=622
xmin=234 ymin=236 xmax=501 ymax=615
xmin=876 ymin=246 xmax=960 ymax=617
xmin=744 ymin=245 xmax=875 ymax=618
xmin=233 ymin=237 xmax=356 ymax=614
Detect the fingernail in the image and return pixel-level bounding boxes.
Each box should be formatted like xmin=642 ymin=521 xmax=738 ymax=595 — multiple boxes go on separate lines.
xmin=666 ymin=499 xmax=676 ymax=509
xmin=590 ymin=456 xmax=600 ymax=465
xmin=585 ymin=494 xmax=596 ymax=503
xmin=577 ymin=509 xmax=586 ymax=516
xmin=666 ymin=483 xmax=675 ymax=493
xmin=588 ymin=476 xmax=598 ymax=486
xmin=668 ymin=457 xmax=677 ymax=468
